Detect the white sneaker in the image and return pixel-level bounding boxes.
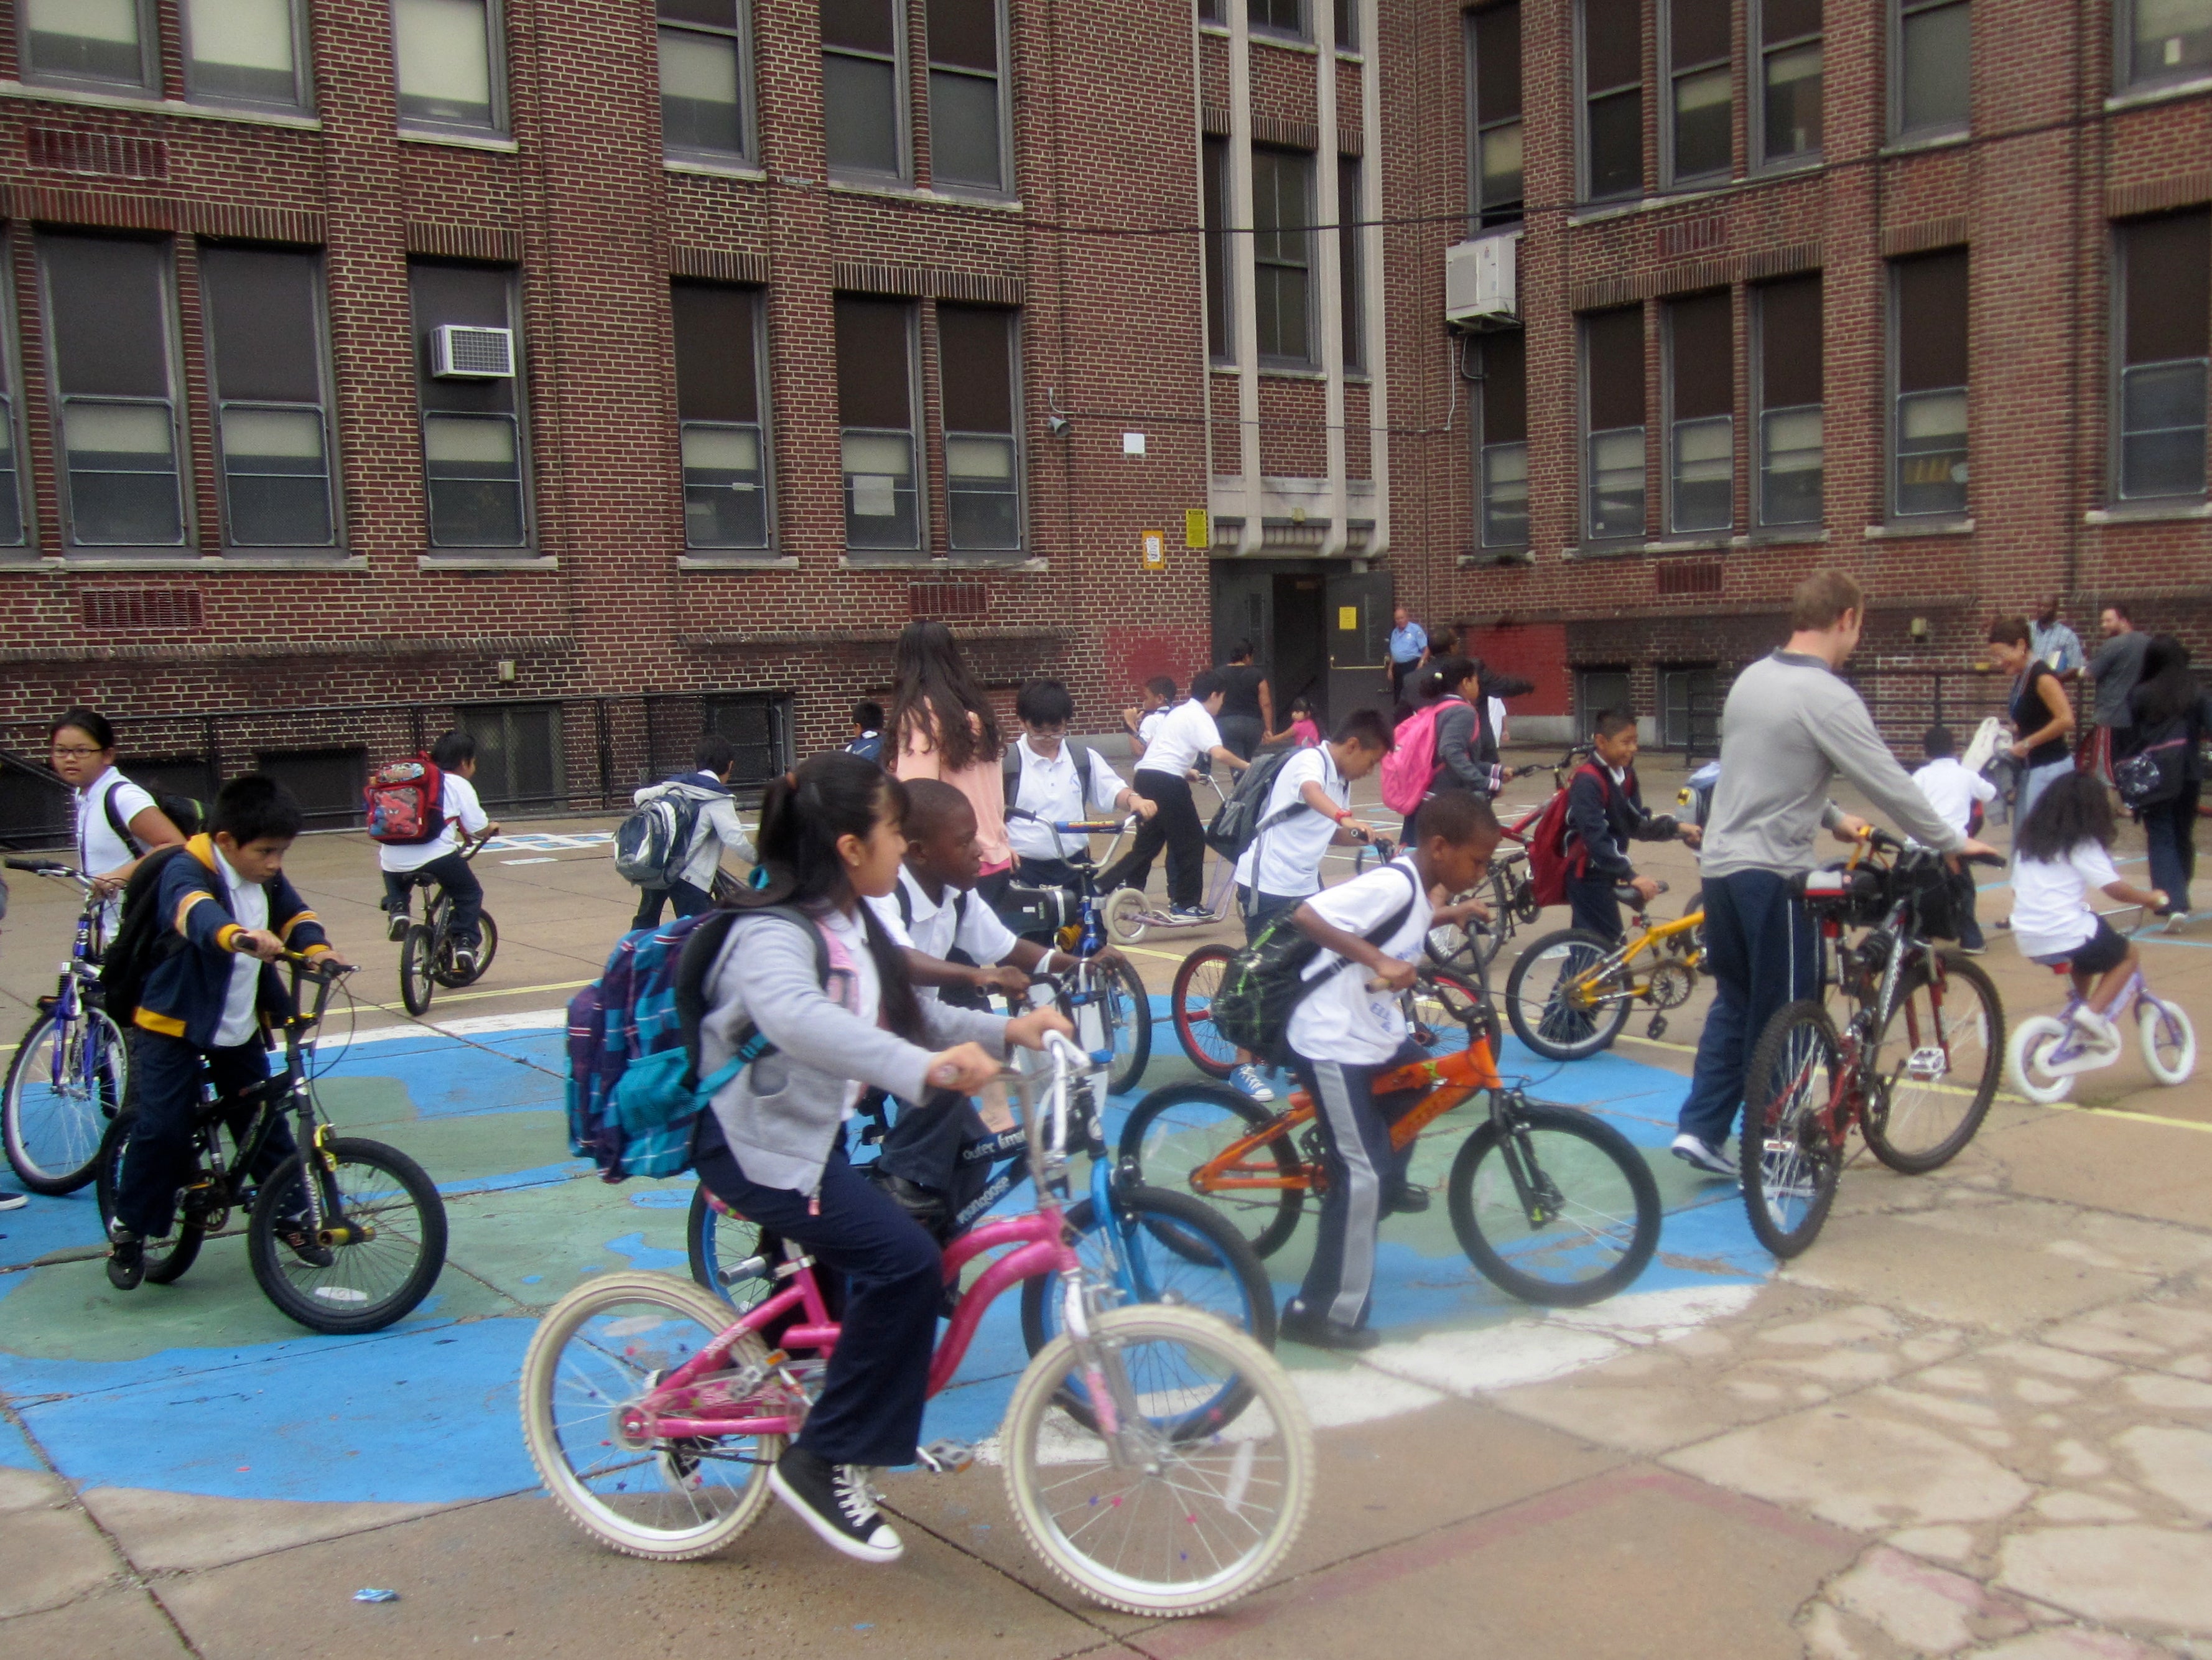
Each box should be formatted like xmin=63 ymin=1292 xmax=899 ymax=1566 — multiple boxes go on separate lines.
xmin=0 ymin=1190 xmax=27 ymax=1212
xmin=1670 ymin=1133 xmax=1736 ymax=1177
xmin=2068 ymin=1007 xmax=2121 ymax=1050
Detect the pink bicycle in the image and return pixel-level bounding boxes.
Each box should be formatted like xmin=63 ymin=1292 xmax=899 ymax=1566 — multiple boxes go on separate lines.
xmin=520 ymin=1034 xmax=1314 ymax=1617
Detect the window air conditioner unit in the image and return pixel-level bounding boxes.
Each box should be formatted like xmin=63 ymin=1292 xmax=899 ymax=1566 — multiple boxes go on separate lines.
xmin=1445 ymin=229 xmax=1520 ymax=329
xmin=430 ymin=324 xmax=516 ymax=378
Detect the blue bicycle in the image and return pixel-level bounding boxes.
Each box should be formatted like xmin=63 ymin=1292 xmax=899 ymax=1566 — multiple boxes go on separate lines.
xmin=3 ymin=859 xmax=127 ymax=1194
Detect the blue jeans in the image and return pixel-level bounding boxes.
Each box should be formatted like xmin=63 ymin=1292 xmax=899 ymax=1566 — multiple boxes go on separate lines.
xmin=116 ymin=1031 xmax=293 ymax=1239
xmin=2017 ymin=758 xmax=2073 ymax=831
xmin=2142 ymin=783 xmax=2201 ymax=913
xmin=1676 ymin=870 xmax=1823 ymax=1151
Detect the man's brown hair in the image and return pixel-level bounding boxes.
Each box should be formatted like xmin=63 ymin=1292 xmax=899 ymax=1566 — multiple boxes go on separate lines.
xmin=1790 ymin=569 xmax=1864 ymax=632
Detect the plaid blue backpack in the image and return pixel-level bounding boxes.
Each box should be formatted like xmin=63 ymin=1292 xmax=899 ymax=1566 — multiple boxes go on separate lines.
xmin=567 ymin=907 xmax=829 ymax=1181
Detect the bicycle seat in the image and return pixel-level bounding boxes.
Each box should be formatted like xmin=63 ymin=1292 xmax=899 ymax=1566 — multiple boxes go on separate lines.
xmin=2045 ymin=960 xmax=2074 ymax=976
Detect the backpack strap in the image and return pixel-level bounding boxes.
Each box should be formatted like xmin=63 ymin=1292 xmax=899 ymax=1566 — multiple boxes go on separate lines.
xmin=895 ymin=877 xmax=914 ymax=932
xmin=101 ymin=778 xmax=142 ymax=856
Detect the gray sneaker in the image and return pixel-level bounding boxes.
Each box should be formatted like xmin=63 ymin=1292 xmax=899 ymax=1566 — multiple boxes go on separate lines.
xmin=1670 ymin=1133 xmax=1736 ymax=1178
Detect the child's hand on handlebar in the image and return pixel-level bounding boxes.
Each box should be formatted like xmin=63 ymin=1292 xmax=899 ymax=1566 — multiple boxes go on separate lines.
xmin=924 ymin=1043 xmax=1002 ymax=1094
xmin=1364 ymin=956 xmax=1419 ymax=994
xmin=1630 ymin=875 xmax=1663 ymax=905
xmin=1831 ymin=813 xmax=1874 ymax=844
xmin=974 ymin=963 xmax=1033 ymax=999
xmin=1003 ymin=1007 xmax=1076 ymax=1051
xmin=1433 ymin=895 xmax=1492 ymax=929
xmin=232 ymin=928 xmax=287 ymax=962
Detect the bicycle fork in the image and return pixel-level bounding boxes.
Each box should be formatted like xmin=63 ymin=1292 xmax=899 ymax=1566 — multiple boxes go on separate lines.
xmin=1057 ymin=1267 xmax=1166 ymax=1471
xmin=1492 ymin=1092 xmax=1568 ymax=1228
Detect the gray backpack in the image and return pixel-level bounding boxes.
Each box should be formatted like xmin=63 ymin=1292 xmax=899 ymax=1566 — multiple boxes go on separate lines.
xmin=613 ymin=785 xmax=700 ymax=889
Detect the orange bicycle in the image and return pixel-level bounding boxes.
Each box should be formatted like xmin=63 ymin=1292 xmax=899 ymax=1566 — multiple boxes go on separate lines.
xmin=1118 ymin=970 xmax=1661 ymax=1307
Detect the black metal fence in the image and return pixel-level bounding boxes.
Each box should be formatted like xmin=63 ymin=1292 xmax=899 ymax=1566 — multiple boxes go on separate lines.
xmin=0 ymin=691 xmax=796 ymax=850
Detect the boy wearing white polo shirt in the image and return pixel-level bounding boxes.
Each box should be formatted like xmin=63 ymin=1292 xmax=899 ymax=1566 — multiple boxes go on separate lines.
xmin=1003 ymin=679 xmax=1150 ymax=897
xmin=1098 ymin=670 xmax=1250 ymax=917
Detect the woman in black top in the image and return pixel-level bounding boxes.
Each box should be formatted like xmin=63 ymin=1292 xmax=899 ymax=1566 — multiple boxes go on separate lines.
xmin=2126 ymin=634 xmax=2212 ymax=920
xmin=1988 ymin=615 xmax=2075 ymax=827
xmin=1214 ymin=641 xmax=1275 ymax=761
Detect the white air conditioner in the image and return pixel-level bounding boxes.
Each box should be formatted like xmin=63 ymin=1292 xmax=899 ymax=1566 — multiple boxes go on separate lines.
xmin=430 ymin=324 xmax=516 ymax=379
xmin=1445 ymin=229 xmax=1520 ymax=329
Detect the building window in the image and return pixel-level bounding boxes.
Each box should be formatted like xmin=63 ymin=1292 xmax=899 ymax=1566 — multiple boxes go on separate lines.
xmin=394 ymin=0 xmax=503 ymax=133
xmin=1756 ymin=0 xmax=1822 ymax=165
xmin=456 ymin=702 xmax=564 ymax=809
xmin=1475 ymin=330 xmax=1528 ymax=548
xmin=183 ymin=0 xmax=310 ymax=109
xmin=0 ymin=236 xmax=26 ymax=549
xmin=1665 ymin=0 xmax=1732 ymax=186
xmin=672 ymin=282 xmax=770 ymax=550
xmin=1581 ymin=0 xmax=1643 ymax=203
xmin=1334 ymin=0 xmax=1357 ymax=49
xmin=2114 ymin=212 xmax=2210 ymax=502
xmin=1890 ymin=249 xmax=1969 ymax=519
xmin=823 ymin=0 xmax=904 ymax=179
xmin=1468 ymin=2 xmax=1524 ymax=228
xmin=1338 ymin=156 xmax=1364 ymax=371
xmin=1250 ymin=0 xmax=1305 ymax=40
xmin=1895 ymin=0 xmax=1969 ymax=139
xmin=1253 ymin=146 xmax=1316 ymax=365
xmin=21 ymin=0 xmax=156 ymax=91
xmin=659 ymin=0 xmax=750 ymax=161
xmin=1582 ymin=305 xmax=1647 ymax=541
xmin=837 ymin=296 xmax=921 ymax=553
xmin=39 ymin=235 xmax=186 ymax=549
xmin=939 ymin=305 xmax=1021 ymax=554
xmin=1665 ymin=292 xmax=1733 ymax=534
xmin=1203 ymin=137 xmax=1234 ymax=363
xmin=2124 ymin=0 xmax=2212 ymax=88
xmin=201 ymin=247 xmax=337 ymax=549
xmin=927 ymin=0 xmax=1007 ymax=195
xmin=1199 ymin=0 xmax=1224 ymax=22
xmin=410 ymin=261 xmax=528 ymax=549
xmin=1754 ymin=273 xmax=1824 ymax=526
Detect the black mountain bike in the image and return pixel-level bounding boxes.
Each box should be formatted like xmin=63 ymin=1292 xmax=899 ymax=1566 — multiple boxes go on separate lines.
xmin=397 ymin=834 xmax=498 ymax=1015
xmin=95 ymin=955 xmax=448 ymax=1332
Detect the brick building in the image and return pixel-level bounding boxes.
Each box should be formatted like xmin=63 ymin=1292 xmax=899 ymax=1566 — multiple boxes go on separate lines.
xmin=0 ymin=1 xmax=2206 ymax=826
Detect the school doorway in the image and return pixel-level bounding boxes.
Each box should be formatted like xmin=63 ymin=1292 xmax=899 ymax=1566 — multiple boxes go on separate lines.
xmin=1211 ymin=561 xmax=1391 ymax=731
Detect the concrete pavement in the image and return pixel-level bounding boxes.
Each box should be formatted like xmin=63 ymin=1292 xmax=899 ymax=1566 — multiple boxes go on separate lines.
xmin=3 ymin=752 xmax=2210 ymax=1658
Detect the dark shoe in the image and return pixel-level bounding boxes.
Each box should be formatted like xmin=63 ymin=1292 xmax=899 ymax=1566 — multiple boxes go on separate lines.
xmin=386 ymin=911 xmax=410 ymax=943
xmin=769 ymin=1446 xmax=903 ymax=1564
xmin=450 ymin=948 xmax=478 ymax=979
xmin=1384 ymin=1182 xmax=1430 ymax=1216
xmin=1169 ymin=904 xmax=1212 ymax=922
xmin=277 ymin=1215 xmax=336 ymax=1269
xmin=1279 ymin=1300 xmax=1382 ymax=1352
xmin=106 ymin=1223 xmax=144 ymax=1291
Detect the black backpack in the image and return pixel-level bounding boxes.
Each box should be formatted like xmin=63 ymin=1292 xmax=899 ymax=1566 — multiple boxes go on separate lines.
xmin=102 ymin=778 xmax=204 ymax=850
xmin=1002 ymin=740 xmax=1100 ymax=827
xmin=1204 ymin=747 xmax=1308 ymax=860
xmin=1208 ymin=864 xmax=1420 ymax=1064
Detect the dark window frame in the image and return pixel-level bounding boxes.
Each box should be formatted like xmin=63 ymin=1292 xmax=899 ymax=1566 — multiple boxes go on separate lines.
xmin=1887 ymin=249 xmax=1971 ymax=521
xmin=1662 ymin=290 xmax=1736 ymax=536
xmin=1203 ymin=136 xmax=1235 ymax=365
xmin=1473 ymin=329 xmax=1529 ymax=550
xmin=1752 ymin=0 xmax=1823 ymax=169
xmin=835 ymin=294 xmax=926 ymax=559
xmin=1252 ymin=144 xmax=1317 ymax=368
xmin=391 ymin=0 xmax=510 ymax=138
xmin=1248 ymin=0 xmax=1308 ymax=44
xmin=2111 ymin=213 xmax=2211 ymax=505
xmin=0 ymin=230 xmax=34 ymax=552
xmin=1752 ymin=273 xmax=1826 ymax=528
xmin=1333 ymin=0 xmax=1358 ymax=51
xmin=658 ymin=0 xmax=757 ymax=166
xmin=1578 ymin=0 xmax=1646 ymax=205
xmin=19 ymin=0 xmax=160 ymax=95
xmin=182 ymin=0 xmax=316 ymax=114
xmin=672 ymin=281 xmax=776 ymax=556
xmin=200 ymin=243 xmax=344 ymax=553
xmin=2117 ymin=0 xmax=2212 ymax=92
xmin=1580 ymin=304 xmax=1649 ymax=544
xmin=926 ymin=0 xmax=1013 ymax=198
xmin=1337 ymin=154 xmax=1365 ymax=373
xmin=1892 ymin=0 xmax=1971 ymax=142
xmin=1661 ymin=0 xmax=1734 ymax=190
xmin=1466 ymin=1 xmax=1526 ymax=230
xmin=822 ymin=0 xmax=911 ymax=183
xmin=409 ymin=258 xmax=534 ymax=552
xmin=936 ymin=302 xmax=1025 ymax=559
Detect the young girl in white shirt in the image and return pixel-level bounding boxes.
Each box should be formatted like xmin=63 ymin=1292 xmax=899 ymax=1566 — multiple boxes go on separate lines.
xmin=2010 ymin=772 xmax=2166 ymax=1052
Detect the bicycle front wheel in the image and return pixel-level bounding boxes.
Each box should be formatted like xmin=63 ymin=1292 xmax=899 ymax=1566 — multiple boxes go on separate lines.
xmin=4 ymin=1007 xmax=126 ymax=1194
xmin=1740 ymin=1001 xmax=1846 ymax=1258
xmin=247 ymin=1137 xmax=447 ymax=1333
xmin=521 ymin=1271 xmax=781 ymax=1562
xmin=1170 ymin=944 xmax=1239 ymax=1078
xmin=399 ymin=925 xmax=437 ymax=1015
xmin=1413 ymin=964 xmax=1503 ymax=1059
xmin=1003 ymin=1303 xmax=1313 ymax=1618
xmin=1089 ymin=953 xmax=1152 ymax=1096
xmin=1446 ymin=1101 xmax=1660 ymax=1305
xmin=685 ymin=1183 xmax=777 ymax=1312
xmin=1505 ymin=929 xmax=1631 ymax=1060
xmin=1862 ymin=950 xmax=2004 ymax=1175
xmin=1118 ymin=1081 xmax=1304 ymax=1258
xmin=2140 ymin=995 xmax=2196 ymax=1085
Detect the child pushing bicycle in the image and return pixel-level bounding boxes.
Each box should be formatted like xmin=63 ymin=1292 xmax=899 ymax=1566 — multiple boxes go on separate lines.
xmin=106 ymin=776 xmax=353 ymax=1290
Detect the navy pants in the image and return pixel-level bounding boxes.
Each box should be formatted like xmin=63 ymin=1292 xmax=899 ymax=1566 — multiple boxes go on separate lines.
xmin=631 ymin=878 xmax=711 ymax=931
xmin=1676 ymin=870 xmax=1822 ymax=1152
xmin=116 ymin=1031 xmax=293 ymax=1239
xmin=693 ymin=1115 xmax=942 ymax=1468
xmin=2142 ymin=783 xmax=2201 ymax=914
xmin=1099 ymin=772 xmax=1204 ymax=908
xmin=384 ymin=852 xmax=483 ymax=948
xmin=1566 ymin=869 xmax=1625 ymax=944
xmin=1288 ymin=1040 xmax=1427 ymax=1329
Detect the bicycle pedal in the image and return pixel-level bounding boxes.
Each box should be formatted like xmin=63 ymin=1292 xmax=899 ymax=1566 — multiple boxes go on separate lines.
xmin=1645 ymin=1015 xmax=1668 ymax=1041
xmin=916 ymin=1439 xmax=975 ymax=1475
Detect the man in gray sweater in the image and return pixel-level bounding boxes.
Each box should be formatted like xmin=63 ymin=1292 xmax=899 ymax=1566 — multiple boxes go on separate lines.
xmin=1673 ymin=571 xmax=1999 ymax=1175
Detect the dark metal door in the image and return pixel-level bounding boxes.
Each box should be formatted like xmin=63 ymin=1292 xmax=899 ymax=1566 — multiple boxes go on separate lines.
xmin=1324 ymin=570 xmax=1395 ymax=724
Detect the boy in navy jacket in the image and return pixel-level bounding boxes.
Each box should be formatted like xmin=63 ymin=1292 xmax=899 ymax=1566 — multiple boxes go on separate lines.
xmin=1564 ymin=710 xmax=1699 ymax=944
xmin=108 ymin=776 xmax=351 ymax=1289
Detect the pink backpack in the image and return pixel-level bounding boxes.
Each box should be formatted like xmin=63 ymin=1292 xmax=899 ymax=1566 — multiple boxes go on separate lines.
xmin=1378 ymin=701 xmax=1450 ymax=815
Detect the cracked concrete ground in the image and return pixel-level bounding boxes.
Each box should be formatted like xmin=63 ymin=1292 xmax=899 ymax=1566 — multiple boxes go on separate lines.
xmin=4 ymin=752 xmax=2211 ymax=1658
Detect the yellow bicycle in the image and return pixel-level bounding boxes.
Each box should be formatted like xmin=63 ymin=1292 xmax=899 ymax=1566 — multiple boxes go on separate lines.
xmin=1505 ymin=883 xmax=1705 ymax=1060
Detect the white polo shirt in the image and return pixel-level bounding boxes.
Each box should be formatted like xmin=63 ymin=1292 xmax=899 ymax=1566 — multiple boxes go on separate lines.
xmin=868 ymin=865 xmax=1021 ymax=1002
xmin=1234 ymin=747 xmax=1347 ymax=899
xmin=1006 ymin=735 xmax=1128 ymax=863
xmin=211 ymin=846 xmax=269 ymax=1049
xmin=1286 ymin=857 xmax=1432 ymax=1065
xmin=379 ymin=773 xmax=491 ymax=873
xmin=1136 ymin=699 xmax=1224 ymax=779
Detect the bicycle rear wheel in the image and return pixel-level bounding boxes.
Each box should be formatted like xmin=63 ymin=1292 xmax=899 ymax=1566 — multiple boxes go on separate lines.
xmin=1862 ymin=950 xmax=2003 ymax=1175
xmin=1117 ymin=1082 xmax=1304 ymax=1258
xmin=1505 ymin=929 xmax=1631 ymax=1060
xmin=440 ymin=911 xmax=498 ymax=987
xmin=1104 ymin=885 xmax=1150 ymax=944
xmin=93 ymin=1111 xmax=203 ymax=1284
xmin=1740 ymin=1001 xmax=1845 ymax=1258
xmin=248 ymin=1136 xmax=447 ymax=1333
xmin=399 ymin=925 xmax=437 ymax=1015
xmin=1170 ymin=945 xmax=1238 ymax=1078
xmin=685 ymin=1183 xmax=777 ymax=1312
xmin=1446 ymin=1101 xmax=1660 ymax=1305
xmin=4 ymin=1007 xmax=126 ymax=1194
xmin=1004 ymin=1304 xmax=1311 ymax=1617
xmin=521 ymin=1271 xmax=781 ymax=1561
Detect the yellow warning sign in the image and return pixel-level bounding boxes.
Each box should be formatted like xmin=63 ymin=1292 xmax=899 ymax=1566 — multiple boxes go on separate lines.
xmin=1184 ymin=509 xmax=1209 ymax=549
xmin=1141 ymin=529 xmax=1167 ymax=572
xmin=1337 ymin=606 xmax=1359 ymax=631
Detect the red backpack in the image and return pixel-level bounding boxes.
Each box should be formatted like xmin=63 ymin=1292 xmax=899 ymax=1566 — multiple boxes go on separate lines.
xmin=1525 ymin=764 xmax=1608 ymax=908
xmin=365 ymin=755 xmax=447 ymax=844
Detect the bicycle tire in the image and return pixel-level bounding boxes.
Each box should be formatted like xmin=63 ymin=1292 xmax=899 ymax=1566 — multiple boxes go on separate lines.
xmin=1003 ymin=1303 xmax=1313 ymax=1618
xmin=2140 ymin=995 xmax=2196 ymax=1085
xmin=685 ymin=1183 xmax=776 ymax=1312
xmin=2006 ymin=1015 xmax=2078 ymax=1103
xmin=399 ymin=924 xmax=437 ymax=1016
xmin=1740 ymin=1000 xmax=1845 ymax=1258
xmin=1861 ymin=949 xmax=2004 ymax=1175
xmin=1103 ymin=885 xmax=1150 ymax=944
xmin=1446 ymin=1101 xmax=1660 ymax=1305
xmin=1505 ymin=928 xmax=1633 ymax=1061
xmin=1117 ymin=1081 xmax=1304 ymax=1258
xmin=247 ymin=1137 xmax=447 ymax=1333
xmin=1020 ymin=1184 xmax=1277 ymax=1355
xmin=1090 ymin=952 xmax=1152 ymax=1096
xmin=521 ymin=1270 xmax=781 ymax=1562
xmin=4 ymin=1007 xmax=125 ymax=1194
xmin=1170 ymin=944 xmax=1239 ymax=1078
xmin=438 ymin=911 xmax=500 ymax=989
xmin=1416 ymin=964 xmax=1504 ymax=1059
xmin=93 ymin=1111 xmax=203 ymax=1284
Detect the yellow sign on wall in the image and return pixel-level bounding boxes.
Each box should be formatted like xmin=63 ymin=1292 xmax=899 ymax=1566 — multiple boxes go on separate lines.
xmin=1337 ymin=605 xmax=1359 ymax=631
xmin=1141 ymin=529 xmax=1167 ymax=572
xmin=1184 ymin=509 xmax=1210 ymax=549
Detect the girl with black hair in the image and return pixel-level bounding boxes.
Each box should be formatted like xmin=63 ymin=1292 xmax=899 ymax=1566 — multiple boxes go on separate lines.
xmin=48 ymin=706 xmax=186 ymax=923
xmin=889 ymin=620 xmax=1015 ymax=904
xmin=2010 ymin=771 xmax=2167 ymax=1057
xmin=690 ymin=751 xmax=1069 ymax=1566
xmin=2126 ymin=634 xmax=2212 ymax=921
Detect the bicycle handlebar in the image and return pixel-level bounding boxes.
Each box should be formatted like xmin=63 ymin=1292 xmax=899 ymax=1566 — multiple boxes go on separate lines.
xmin=4 ymin=857 xmax=90 ymax=887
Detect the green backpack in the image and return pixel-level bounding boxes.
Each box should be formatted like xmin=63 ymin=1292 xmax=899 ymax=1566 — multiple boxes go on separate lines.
xmin=1209 ymin=865 xmax=1420 ymax=1063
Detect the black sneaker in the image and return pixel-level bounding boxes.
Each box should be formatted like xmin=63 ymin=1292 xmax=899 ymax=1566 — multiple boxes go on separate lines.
xmin=1384 ymin=1182 xmax=1430 ymax=1216
xmin=1279 ymin=1300 xmax=1382 ymax=1352
xmin=386 ymin=911 xmax=410 ymax=943
xmin=106 ymin=1223 xmax=144 ymax=1291
xmin=769 ymin=1446 xmax=903 ymax=1564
